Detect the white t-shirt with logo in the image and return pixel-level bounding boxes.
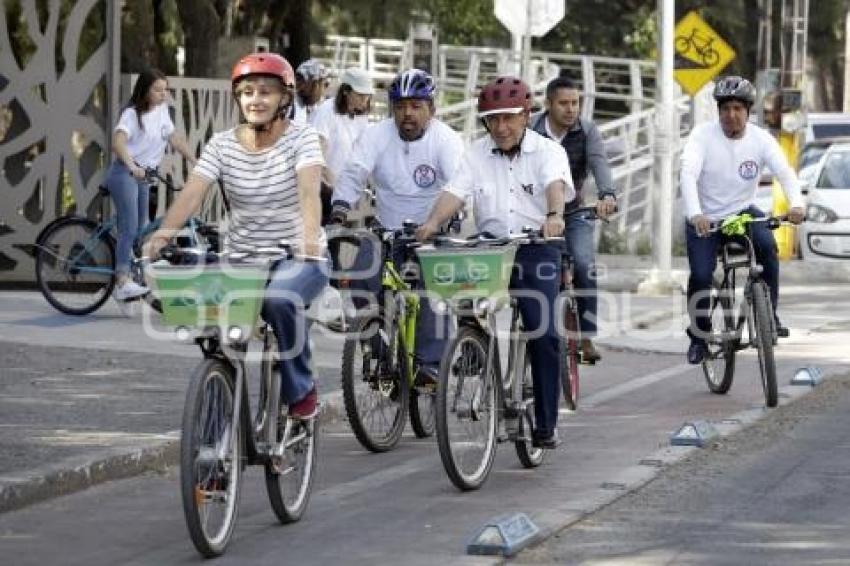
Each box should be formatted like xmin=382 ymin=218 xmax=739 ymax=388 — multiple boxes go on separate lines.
xmin=311 ymin=98 xmax=369 ymax=182
xmin=445 ymin=129 xmax=574 ymax=237
xmin=114 ymin=103 xmax=175 ymax=168
xmin=680 ymin=121 xmax=804 ymax=221
xmin=333 ymin=118 xmax=464 ymax=229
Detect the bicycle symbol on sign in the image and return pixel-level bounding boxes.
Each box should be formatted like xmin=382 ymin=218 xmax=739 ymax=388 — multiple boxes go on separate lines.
xmin=675 ymin=27 xmax=720 ymax=68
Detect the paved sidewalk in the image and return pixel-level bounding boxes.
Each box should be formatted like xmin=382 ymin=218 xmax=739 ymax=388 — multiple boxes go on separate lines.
xmin=0 ymin=255 xmax=847 ymax=513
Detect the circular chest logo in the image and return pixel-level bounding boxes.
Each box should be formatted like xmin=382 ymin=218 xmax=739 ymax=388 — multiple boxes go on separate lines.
xmin=738 ymin=160 xmax=759 ymax=181
xmin=413 ymin=164 xmax=437 ymax=188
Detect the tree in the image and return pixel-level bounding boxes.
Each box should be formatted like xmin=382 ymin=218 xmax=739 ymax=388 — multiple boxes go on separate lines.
xmin=175 ymin=0 xmax=225 ymax=77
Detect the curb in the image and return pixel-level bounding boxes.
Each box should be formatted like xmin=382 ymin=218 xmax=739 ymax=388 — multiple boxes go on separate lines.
xmin=0 ymin=438 xmax=178 ymax=514
xmin=0 ymin=393 xmax=346 ymax=514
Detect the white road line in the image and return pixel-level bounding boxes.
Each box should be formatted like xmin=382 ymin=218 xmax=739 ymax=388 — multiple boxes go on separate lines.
xmin=576 ymin=363 xmax=693 ymax=409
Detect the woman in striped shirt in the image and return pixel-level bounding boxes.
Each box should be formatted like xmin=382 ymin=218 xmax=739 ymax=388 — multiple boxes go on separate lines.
xmin=145 ymin=52 xmax=327 ymax=419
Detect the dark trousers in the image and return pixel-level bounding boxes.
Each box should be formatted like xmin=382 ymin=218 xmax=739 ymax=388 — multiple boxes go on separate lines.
xmin=346 ymin=236 xmax=448 ymax=367
xmin=564 ymin=210 xmax=598 ymax=336
xmin=686 ymin=205 xmax=779 ymax=345
xmin=510 ymin=244 xmax=563 ymax=438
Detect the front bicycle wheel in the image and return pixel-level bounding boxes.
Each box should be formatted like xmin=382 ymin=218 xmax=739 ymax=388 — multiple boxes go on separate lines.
xmin=35 ymin=218 xmax=115 ymax=315
xmin=560 ymin=299 xmax=581 ymax=410
xmin=702 ymin=279 xmax=737 ymax=394
xmin=436 ymin=325 xmax=498 ymax=491
xmin=751 ymin=281 xmax=778 ymax=408
xmin=515 ymin=354 xmax=545 ymax=468
xmin=341 ymin=316 xmax=409 ymax=452
xmin=180 ymin=359 xmax=241 ymax=558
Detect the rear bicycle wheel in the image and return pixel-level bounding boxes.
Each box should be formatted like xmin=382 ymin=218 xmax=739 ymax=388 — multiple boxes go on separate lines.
xmin=560 ymin=298 xmax=581 ymax=410
xmin=35 ymin=218 xmax=115 ymax=315
xmin=751 ymin=280 xmax=778 ymax=408
xmin=341 ymin=315 xmax=408 ymax=452
xmin=702 ymin=279 xmax=737 ymax=394
xmin=515 ymin=353 xmax=545 ymax=468
xmin=409 ymin=381 xmax=436 ymax=438
xmin=180 ymin=359 xmax=241 ymax=557
xmin=265 ymin=418 xmax=317 ymax=523
xmin=435 ymin=325 xmax=498 ymax=491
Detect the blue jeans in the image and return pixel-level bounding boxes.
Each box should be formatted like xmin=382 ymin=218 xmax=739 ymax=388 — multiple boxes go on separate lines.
xmin=686 ymin=205 xmax=779 ymax=345
xmin=262 ymin=258 xmax=329 ymax=405
xmin=105 ymin=161 xmax=150 ymax=275
xmin=564 ymin=210 xmax=598 ymax=336
xmin=510 ymin=244 xmax=563 ymax=438
xmin=344 ymin=235 xmax=448 ymax=368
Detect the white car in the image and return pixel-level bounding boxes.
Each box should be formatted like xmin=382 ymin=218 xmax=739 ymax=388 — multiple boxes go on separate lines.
xmin=799 ymin=143 xmax=850 ymax=261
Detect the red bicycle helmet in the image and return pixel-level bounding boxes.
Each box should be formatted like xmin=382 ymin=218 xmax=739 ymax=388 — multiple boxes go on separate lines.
xmin=231 ymin=52 xmax=295 ymax=89
xmin=477 ymin=76 xmax=532 ymax=117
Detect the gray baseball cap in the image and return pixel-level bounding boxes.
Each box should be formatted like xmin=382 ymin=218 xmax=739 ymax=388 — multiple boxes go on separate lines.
xmin=339 ymin=68 xmax=374 ymax=95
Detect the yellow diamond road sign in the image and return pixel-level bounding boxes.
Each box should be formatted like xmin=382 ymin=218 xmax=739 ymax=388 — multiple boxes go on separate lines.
xmin=674 ymin=11 xmax=735 ymax=97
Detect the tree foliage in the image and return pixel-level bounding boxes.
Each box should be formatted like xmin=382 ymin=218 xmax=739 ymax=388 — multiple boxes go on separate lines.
xmin=121 ymin=0 xmax=846 ymax=110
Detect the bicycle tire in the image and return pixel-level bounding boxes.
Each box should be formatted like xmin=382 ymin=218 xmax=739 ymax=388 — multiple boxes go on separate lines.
xmin=702 ymin=279 xmax=737 ymax=394
xmin=561 ymin=299 xmax=581 ymax=410
xmin=751 ymin=281 xmax=778 ymax=408
xmin=35 ymin=217 xmax=116 ymax=315
xmin=341 ymin=315 xmax=408 ymax=452
xmin=265 ymin=418 xmax=318 ymax=523
xmin=515 ymin=353 xmax=545 ymax=468
xmin=180 ymin=359 xmax=241 ymax=557
xmin=435 ymin=325 xmax=498 ymax=491
xmin=409 ymin=386 xmax=436 ymax=438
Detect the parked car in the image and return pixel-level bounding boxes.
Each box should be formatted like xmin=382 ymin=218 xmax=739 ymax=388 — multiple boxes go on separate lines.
xmin=799 ymin=142 xmax=850 ymax=261
xmin=797 ymin=136 xmax=850 ymax=187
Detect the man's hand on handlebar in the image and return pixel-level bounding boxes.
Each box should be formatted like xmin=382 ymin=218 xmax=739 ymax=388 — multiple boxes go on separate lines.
xmin=415 ymin=220 xmax=440 ymax=242
xmin=542 ymin=215 xmax=565 ymax=238
xmin=690 ymin=214 xmax=711 ymax=237
xmin=596 ymin=195 xmax=617 ymax=221
xmin=786 ymin=206 xmax=805 ymax=225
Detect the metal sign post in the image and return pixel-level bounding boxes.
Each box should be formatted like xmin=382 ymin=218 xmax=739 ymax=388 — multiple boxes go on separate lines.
xmin=494 ymin=0 xmax=565 ymax=81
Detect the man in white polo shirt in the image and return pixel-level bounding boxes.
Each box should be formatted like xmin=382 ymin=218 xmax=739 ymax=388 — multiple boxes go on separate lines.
xmin=417 ymin=76 xmax=574 ymax=449
xmin=312 ymin=67 xmax=374 ymax=224
xmin=331 ymin=68 xmax=464 ymax=384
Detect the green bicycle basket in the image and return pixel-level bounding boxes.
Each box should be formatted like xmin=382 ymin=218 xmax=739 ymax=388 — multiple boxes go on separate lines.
xmin=416 ymin=244 xmax=517 ymax=308
xmin=146 ymin=262 xmax=269 ymax=329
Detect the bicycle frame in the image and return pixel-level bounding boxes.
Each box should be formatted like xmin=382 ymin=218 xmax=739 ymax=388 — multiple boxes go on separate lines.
xmin=715 ymin=225 xmax=777 ymax=350
xmin=381 ymin=259 xmax=421 ymax=385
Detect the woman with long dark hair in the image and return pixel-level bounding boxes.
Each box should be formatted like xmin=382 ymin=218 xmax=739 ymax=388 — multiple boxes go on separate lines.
xmin=105 ymin=68 xmax=195 ymax=300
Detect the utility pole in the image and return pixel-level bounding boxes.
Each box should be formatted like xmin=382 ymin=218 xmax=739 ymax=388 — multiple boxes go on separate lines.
xmin=638 ymin=0 xmax=679 ymax=295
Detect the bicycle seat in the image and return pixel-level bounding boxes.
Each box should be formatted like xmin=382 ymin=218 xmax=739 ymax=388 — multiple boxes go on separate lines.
xmin=98 ymin=185 xmax=109 ymax=197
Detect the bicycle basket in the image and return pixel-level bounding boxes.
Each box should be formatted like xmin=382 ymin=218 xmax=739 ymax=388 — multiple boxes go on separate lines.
xmin=416 ymin=244 xmax=517 ymax=308
xmin=146 ymin=262 xmax=269 ymax=329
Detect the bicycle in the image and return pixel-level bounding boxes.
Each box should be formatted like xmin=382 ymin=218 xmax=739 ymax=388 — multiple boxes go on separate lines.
xmin=146 ymin=245 xmax=319 ymax=557
xmin=417 ymin=230 xmax=558 ymax=491
xmin=700 ymin=213 xmax=788 ymax=408
xmin=334 ymin=220 xmax=436 ymax=452
xmin=33 ymin=168 xmax=217 ymax=315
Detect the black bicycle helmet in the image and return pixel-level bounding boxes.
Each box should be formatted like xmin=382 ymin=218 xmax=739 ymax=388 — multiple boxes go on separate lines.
xmin=713 ymin=76 xmax=756 ymax=106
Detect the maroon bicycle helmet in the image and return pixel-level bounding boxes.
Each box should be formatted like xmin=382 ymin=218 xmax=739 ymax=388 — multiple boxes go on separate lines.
xmin=477 ymin=76 xmax=532 ymax=117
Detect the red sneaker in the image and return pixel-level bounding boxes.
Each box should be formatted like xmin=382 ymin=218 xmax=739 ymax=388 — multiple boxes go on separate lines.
xmin=289 ymin=387 xmax=318 ymax=420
